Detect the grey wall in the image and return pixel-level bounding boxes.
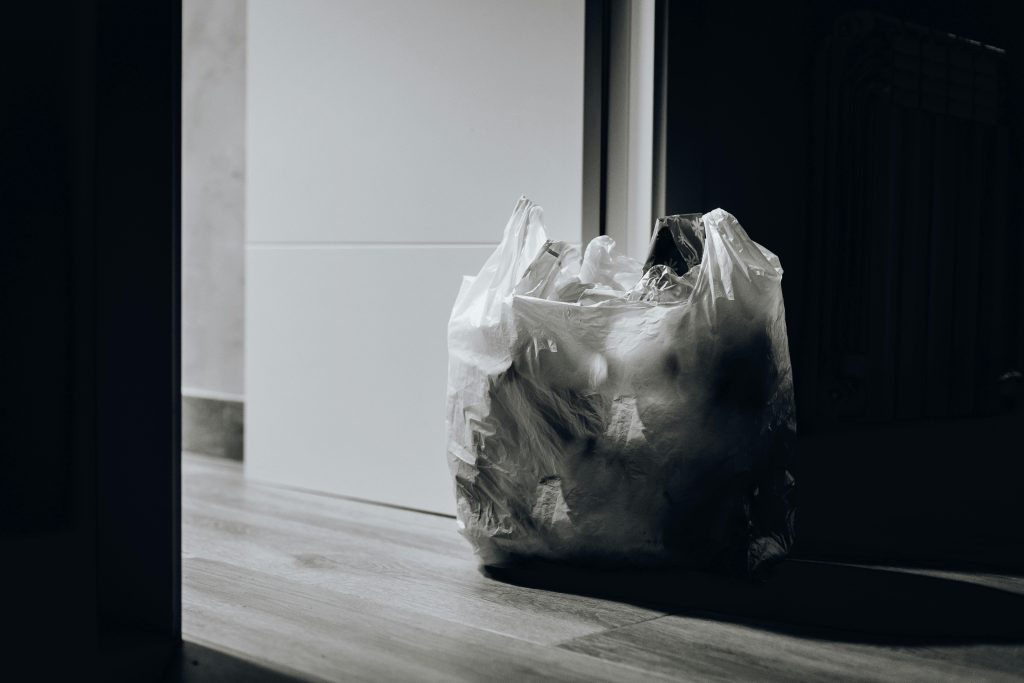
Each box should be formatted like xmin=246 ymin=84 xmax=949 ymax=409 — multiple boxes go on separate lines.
xmin=182 ymin=0 xmax=245 ymax=399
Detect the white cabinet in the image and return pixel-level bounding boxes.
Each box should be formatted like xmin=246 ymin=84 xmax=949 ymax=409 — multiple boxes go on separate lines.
xmin=246 ymin=0 xmax=586 ymax=513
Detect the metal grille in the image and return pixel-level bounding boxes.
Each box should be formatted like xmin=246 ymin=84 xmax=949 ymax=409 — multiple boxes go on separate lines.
xmin=802 ymin=12 xmax=1020 ymax=427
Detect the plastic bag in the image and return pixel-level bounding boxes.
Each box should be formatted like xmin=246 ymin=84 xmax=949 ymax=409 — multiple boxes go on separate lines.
xmin=446 ymin=197 xmax=796 ymax=576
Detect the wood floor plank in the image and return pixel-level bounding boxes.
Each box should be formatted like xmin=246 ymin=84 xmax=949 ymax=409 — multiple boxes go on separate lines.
xmin=182 ymin=454 xmax=667 ymax=646
xmin=558 ymin=614 xmax=1024 ymax=682
xmin=184 ymin=557 xmax=675 ymax=683
xmin=186 ymin=454 xmax=459 ymax=544
xmin=183 ymin=501 xmax=661 ymax=645
xmin=183 ymin=453 xmax=1024 ymax=682
xmin=852 ymin=563 xmax=1024 ymax=597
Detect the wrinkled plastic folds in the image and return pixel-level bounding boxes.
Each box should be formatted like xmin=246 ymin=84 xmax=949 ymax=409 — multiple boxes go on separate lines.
xmin=446 ymin=197 xmax=796 ymax=576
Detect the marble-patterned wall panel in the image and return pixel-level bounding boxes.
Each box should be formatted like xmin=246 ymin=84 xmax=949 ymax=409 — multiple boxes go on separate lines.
xmin=183 ymin=0 xmax=247 ymax=396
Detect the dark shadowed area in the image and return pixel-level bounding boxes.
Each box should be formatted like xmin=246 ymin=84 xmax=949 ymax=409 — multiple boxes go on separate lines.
xmin=662 ymin=0 xmax=1024 ymax=571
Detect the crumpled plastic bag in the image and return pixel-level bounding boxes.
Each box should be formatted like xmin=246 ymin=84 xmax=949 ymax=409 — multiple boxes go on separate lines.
xmin=446 ymin=197 xmax=796 ymax=576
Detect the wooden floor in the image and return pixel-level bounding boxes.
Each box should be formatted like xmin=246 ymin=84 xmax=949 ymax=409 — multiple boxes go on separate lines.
xmin=182 ymin=453 xmax=1024 ymax=682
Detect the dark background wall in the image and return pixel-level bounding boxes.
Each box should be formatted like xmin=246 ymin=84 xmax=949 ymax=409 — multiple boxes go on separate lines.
xmin=663 ymin=0 xmax=1023 ymax=570
xmin=1 ymin=2 xmax=181 ymax=677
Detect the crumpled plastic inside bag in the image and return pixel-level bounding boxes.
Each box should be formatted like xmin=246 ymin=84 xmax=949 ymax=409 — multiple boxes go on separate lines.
xmin=446 ymin=197 xmax=796 ymax=577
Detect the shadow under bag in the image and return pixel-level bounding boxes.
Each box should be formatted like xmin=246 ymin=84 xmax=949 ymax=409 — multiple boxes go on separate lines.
xmin=446 ymin=197 xmax=796 ymax=577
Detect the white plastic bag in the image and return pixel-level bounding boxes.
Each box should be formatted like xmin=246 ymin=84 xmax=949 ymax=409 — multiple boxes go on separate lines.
xmin=446 ymin=197 xmax=796 ymax=576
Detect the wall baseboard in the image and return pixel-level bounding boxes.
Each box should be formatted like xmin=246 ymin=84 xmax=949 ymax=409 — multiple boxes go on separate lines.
xmin=182 ymin=393 xmax=243 ymax=461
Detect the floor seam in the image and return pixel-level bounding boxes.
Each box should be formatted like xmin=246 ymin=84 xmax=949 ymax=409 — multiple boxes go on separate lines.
xmin=551 ymin=612 xmax=676 ymax=648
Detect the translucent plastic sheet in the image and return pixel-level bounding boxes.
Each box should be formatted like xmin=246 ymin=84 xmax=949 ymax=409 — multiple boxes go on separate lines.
xmin=446 ymin=197 xmax=796 ymax=576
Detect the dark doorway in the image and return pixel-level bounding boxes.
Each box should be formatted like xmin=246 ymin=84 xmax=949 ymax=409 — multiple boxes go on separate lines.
xmin=2 ymin=2 xmax=182 ymax=678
